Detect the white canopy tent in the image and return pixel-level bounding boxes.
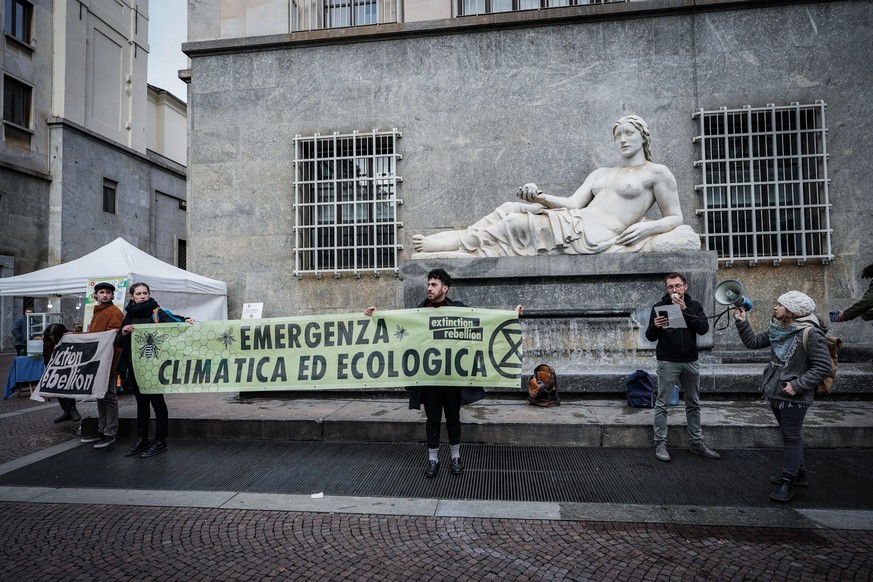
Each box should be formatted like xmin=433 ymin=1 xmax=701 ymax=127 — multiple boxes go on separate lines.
xmin=0 ymin=238 xmax=228 ymax=321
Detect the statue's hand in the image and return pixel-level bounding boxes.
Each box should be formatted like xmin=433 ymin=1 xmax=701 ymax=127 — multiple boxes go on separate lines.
xmin=517 ymin=183 xmax=543 ymax=202
xmin=615 ymin=222 xmax=657 ymax=246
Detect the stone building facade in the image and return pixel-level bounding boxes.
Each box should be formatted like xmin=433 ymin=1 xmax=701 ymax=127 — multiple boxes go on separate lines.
xmin=182 ymin=0 xmax=872 ymax=351
xmin=0 ymin=0 xmax=188 ymax=349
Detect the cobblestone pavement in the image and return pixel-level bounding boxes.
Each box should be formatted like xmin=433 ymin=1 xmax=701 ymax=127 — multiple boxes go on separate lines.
xmin=3 ymin=353 xmax=873 ymax=581
xmin=2 ymin=502 xmax=871 ymax=581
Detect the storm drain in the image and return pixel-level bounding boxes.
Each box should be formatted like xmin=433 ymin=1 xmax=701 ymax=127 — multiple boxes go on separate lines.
xmin=1 ymin=439 xmax=870 ymax=510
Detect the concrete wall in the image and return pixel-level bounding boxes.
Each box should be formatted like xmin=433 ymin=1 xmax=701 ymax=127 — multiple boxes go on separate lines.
xmin=53 ymin=0 xmax=149 ymax=153
xmin=0 ymin=0 xmax=53 ymax=174
xmin=47 ymin=122 xmax=187 ymax=265
xmin=147 ymin=86 xmax=188 ymax=166
xmin=183 ymin=1 xmax=873 ymax=351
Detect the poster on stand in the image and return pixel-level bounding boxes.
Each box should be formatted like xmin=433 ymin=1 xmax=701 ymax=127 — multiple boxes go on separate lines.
xmin=83 ymin=277 xmax=129 ymax=331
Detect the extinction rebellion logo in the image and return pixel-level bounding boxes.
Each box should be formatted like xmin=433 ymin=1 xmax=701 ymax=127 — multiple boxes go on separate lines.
xmin=428 ymin=315 xmax=483 ymax=341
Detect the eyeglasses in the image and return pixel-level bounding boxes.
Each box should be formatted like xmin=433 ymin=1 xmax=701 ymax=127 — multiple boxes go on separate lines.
xmin=666 ymin=284 xmax=686 ymax=291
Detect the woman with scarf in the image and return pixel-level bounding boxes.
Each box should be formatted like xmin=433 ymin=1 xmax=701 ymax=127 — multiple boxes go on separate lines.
xmin=116 ymin=282 xmax=194 ymax=458
xmin=734 ymin=291 xmax=832 ymax=502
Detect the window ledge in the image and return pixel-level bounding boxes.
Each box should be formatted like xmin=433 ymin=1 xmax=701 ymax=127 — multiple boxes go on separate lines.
xmin=4 ymin=33 xmax=35 ymax=52
xmin=2 ymin=119 xmax=33 ymax=134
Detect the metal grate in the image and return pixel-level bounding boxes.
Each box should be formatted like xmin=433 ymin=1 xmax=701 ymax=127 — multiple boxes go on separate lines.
xmin=293 ymin=129 xmax=403 ymax=278
xmin=693 ymin=102 xmax=832 ymax=266
xmin=2 ymin=440 xmax=870 ymax=510
xmin=292 ymin=0 xmax=401 ymax=32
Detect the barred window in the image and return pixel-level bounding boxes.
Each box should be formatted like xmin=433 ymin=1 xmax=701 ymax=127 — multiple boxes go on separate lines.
xmin=693 ymin=102 xmax=832 ymax=266
xmin=292 ymin=0 xmax=398 ymax=32
xmin=456 ymin=0 xmax=623 ymax=16
xmin=293 ymin=129 xmax=402 ymax=278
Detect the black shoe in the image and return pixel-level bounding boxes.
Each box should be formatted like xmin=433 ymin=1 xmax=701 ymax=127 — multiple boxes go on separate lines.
xmin=80 ymin=432 xmax=104 ymax=443
xmin=93 ymin=435 xmax=116 ymax=449
xmin=450 ymin=458 xmax=464 ymax=475
xmin=769 ymin=479 xmax=794 ymax=502
xmin=125 ymin=437 xmax=151 ymax=457
xmin=54 ymin=411 xmax=73 ymax=423
xmin=140 ymin=440 xmax=167 ymax=458
xmin=424 ymin=460 xmax=439 ymax=478
xmin=69 ymin=408 xmax=81 ymax=422
xmin=769 ymin=474 xmax=808 ymax=487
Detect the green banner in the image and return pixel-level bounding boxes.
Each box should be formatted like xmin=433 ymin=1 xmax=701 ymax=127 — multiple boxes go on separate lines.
xmin=132 ymin=307 xmax=523 ymax=393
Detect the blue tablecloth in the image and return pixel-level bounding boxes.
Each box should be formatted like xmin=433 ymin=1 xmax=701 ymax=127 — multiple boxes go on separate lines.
xmin=4 ymin=356 xmax=45 ymax=398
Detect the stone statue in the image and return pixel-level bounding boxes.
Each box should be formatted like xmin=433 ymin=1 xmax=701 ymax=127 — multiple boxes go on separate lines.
xmin=411 ymin=115 xmax=699 ymax=258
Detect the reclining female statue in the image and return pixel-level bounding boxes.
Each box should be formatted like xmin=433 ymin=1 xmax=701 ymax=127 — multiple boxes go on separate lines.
xmin=412 ymin=115 xmax=699 ymax=257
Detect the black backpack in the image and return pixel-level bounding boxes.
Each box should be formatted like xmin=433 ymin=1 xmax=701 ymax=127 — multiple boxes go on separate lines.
xmin=626 ymin=369 xmax=655 ymax=408
xmin=527 ymin=364 xmax=559 ymax=407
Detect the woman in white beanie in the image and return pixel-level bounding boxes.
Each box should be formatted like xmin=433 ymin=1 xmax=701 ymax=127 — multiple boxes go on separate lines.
xmin=734 ymin=291 xmax=832 ymax=502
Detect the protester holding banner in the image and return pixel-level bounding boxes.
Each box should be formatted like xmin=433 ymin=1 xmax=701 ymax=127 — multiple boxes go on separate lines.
xmin=42 ymin=323 xmax=81 ymax=424
xmin=116 ymin=282 xmax=193 ymax=458
xmin=79 ymin=282 xmax=124 ymax=449
xmin=366 ymin=268 xmax=522 ymax=479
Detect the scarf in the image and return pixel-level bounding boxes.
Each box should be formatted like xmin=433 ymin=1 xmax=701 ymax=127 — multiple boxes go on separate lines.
xmin=768 ymin=318 xmax=814 ymax=363
xmin=124 ymin=297 xmax=160 ymax=323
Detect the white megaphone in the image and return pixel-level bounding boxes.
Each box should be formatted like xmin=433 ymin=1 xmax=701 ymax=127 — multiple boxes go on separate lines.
xmin=714 ymin=280 xmax=754 ymax=311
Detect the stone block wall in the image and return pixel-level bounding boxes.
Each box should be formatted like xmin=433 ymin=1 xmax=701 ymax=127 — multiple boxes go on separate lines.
xmin=184 ymin=0 xmax=873 ymax=352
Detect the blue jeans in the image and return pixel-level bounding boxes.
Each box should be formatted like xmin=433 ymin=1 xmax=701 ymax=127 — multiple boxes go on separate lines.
xmin=653 ymin=360 xmax=703 ymax=444
xmin=770 ymin=398 xmax=808 ymax=481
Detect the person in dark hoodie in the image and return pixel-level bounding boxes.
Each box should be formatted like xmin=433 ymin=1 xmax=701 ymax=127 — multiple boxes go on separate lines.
xmin=645 ymin=272 xmax=720 ymax=463
xmin=734 ymin=291 xmax=831 ymax=502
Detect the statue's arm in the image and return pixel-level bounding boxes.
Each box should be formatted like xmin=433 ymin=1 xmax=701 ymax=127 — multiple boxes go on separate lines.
xmin=518 ymin=180 xmax=592 ymax=210
xmin=651 ymin=166 xmax=683 ymax=230
xmin=615 ymin=165 xmax=683 ymax=246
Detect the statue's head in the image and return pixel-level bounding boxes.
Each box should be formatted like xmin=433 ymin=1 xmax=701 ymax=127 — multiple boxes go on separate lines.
xmin=613 ymin=115 xmax=651 ymax=161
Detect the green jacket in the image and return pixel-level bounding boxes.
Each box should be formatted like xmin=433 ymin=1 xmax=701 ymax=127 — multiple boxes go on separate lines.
xmin=842 ymin=279 xmax=873 ymax=321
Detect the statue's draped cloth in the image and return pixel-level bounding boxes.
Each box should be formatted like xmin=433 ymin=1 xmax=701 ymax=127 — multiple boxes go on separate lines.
xmin=460 ymin=202 xmax=649 ymax=256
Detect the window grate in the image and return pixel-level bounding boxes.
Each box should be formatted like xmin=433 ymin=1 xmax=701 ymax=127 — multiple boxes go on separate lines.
xmin=456 ymin=0 xmax=625 ymax=16
xmin=693 ymin=102 xmax=832 ymax=266
xmin=292 ymin=0 xmax=399 ymax=32
xmin=293 ymin=129 xmax=402 ymax=278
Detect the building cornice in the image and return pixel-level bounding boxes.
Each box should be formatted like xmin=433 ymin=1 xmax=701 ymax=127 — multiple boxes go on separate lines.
xmin=182 ymin=0 xmax=829 ymax=57
xmin=45 ymin=116 xmax=187 ymax=179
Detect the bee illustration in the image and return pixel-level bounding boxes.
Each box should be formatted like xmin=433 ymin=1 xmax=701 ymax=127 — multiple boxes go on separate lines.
xmin=220 ymin=329 xmax=236 ymax=348
xmin=136 ymin=331 xmax=169 ymax=359
xmin=394 ymin=325 xmax=408 ymax=341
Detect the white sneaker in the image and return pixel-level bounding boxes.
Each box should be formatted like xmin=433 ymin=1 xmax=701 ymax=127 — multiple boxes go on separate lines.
xmin=655 ymin=443 xmax=671 ymax=462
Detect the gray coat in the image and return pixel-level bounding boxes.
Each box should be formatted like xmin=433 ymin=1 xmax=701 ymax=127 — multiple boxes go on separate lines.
xmin=735 ymin=315 xmax=832 ymax=405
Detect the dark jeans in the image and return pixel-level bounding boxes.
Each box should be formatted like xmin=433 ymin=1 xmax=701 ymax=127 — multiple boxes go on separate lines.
xmin=58 ymin=397 xmax=77 ymax=412
xmin=421 ymin=387 xmax=462 ymax=449
xmin=132 ymin=383 xmax=169 ymax=441
xmin=770 ymin=398 xmax=808 ymax=481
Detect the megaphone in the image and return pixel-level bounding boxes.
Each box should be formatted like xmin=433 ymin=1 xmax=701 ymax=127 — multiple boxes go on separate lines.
xmin=715 ymin=279 xmax=754 ymax=311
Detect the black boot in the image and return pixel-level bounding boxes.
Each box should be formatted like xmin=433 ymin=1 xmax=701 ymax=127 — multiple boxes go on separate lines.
xmin=69 ymin=407 xmax=81 ymax=422
xmin=124 ymin=437 xmax=151 ymax=457
xmin=53 ymin=411 xmax=72 ymax=423
xmin=769 ymin=478 xmax=794 ymax=502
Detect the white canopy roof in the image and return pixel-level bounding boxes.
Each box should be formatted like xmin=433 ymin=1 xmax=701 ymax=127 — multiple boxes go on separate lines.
xmin=0 ymin=238 xmax=228 ymax=321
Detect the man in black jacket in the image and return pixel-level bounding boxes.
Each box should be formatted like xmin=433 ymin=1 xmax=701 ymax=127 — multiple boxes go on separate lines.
xmin=645 ymin=272 xmax=720 ymax=462
xmin=365 ymin=268 xmax=485 ymax=478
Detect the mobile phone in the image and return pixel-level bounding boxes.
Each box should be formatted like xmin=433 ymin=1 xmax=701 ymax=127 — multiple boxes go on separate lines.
xmin=829 ymin=310 xmax=840 ymax=322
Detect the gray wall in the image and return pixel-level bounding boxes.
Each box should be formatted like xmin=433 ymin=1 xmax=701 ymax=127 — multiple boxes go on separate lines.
xmin=185 ymin=0 xmax=873 ymax=347
xmin=0 ymin=169 xmax=50 ymax=275
xmin=48 ymin=124 xmax=187 ymax=264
